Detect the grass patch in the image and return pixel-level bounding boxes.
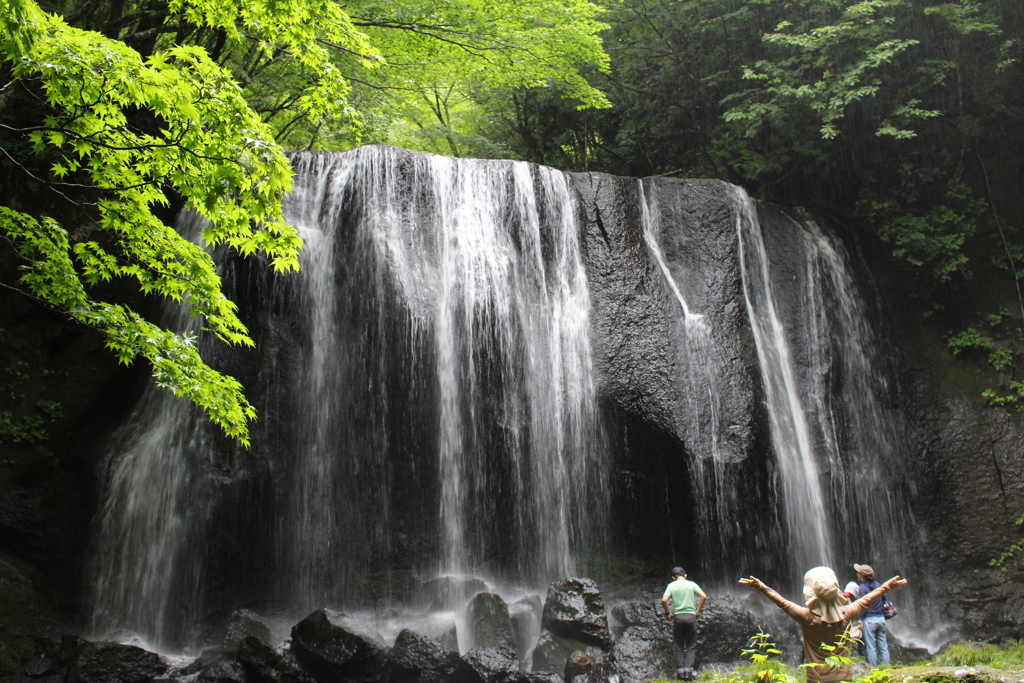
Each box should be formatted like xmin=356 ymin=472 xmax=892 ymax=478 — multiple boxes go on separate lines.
xmin=653 ymin=636 xmax=1024 ymax=683
xmin=930 ymin=640 xmax=1024 ymax=668
xmin=0 ymin=637 xmax=33 ymax=676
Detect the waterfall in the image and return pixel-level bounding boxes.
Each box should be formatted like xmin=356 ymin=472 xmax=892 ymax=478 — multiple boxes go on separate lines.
xmin=792 ymin=215 xmax=917 ymax=577
xmin=732 ymin=187 xmax=917 ymax=591
xmin=88 ymin=211 xmax=215 ymax=648
xmin=637 ymin=178 xmax=749 ymax=571
xmin=639 ymin=180 xmax=706 ymax=333
xmin=87 ymin=148 xmax=925 ymax=651
xmin=89 ymin=147 xmax=609 ymax=648
xmin=733 ymin=187 xmax=833 ymax=572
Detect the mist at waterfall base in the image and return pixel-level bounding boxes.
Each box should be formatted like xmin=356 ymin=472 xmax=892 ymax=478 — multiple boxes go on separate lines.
xmin=88 ymin=146 xmax=942 ymax=654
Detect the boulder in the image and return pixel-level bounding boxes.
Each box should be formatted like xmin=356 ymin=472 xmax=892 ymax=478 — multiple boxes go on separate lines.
xmin=225 ymin=609 xmax=274 ymax=651
xmin=579 ymin=659 xmax=618 ymax=683
xmin=435 ymin=626 xmax=460 ymax=654
xmin=65 ymin=642 xmax=167 ymax=683
xmin=58 ymin=634 xmax=90 ymax=666
xmin=24 ymin=652 xmax=59 ymax=678
xmin=195 ymin=660 xmax=246 ymax=683
xmin=387 ymin=629 xmax=478 ymax=683
xmin=237 ymin=635 xmax=314 ymax=683
xmin=530 ymin=632 xmax=600 ymax=676
xmin=24 ymin=636 xmax=66 ymax=679
xmin=695 ymin=595 xmax=763 ymax=665
xmin=609 ymin=601 xmax=662 ymax=635
xmin=463 ymin=645 xmax=523 ymax=683
xmin=467 ymin=593 xmax=516 ymax=650
xmin=608 ymin=594 xmax=781 ymax=679
xmin=541 ymin=579 xmax=611 ymax=649
xmin=888 ymin=642 xmax=930 ymax=665
xmin=290 ymin=609 xmax=388 ymax=683
xmin=509 ymin=596 xmax=543 ymax=660
xmin=175 ymin=648 xmax=233 ymax=679
xmin=609 ymin=620 xmax=672 ymax=683
xmin=525 ymin=675 xmax=561 ymax=683
xmin=423 ymin=577 xmax=490 ymax=611
xmin=563 ymin=651 xmax=595 ymax=683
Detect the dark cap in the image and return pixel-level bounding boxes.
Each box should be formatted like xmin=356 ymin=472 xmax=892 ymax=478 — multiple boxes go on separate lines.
xmin=854 ymin=564 xmax=874 ymax=579
xmin=671 ymin=566 xmax=686 ymax=578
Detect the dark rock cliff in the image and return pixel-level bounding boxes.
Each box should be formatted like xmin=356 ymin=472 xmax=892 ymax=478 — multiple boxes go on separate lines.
xmin=1 ymin=148 xmax=1022 ymax=650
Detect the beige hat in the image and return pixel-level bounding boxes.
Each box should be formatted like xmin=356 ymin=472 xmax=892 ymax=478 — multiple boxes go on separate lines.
xmin=854 ymin=564 xmax=874 ymax=579
xmin=803 ymin=566 xmax=847 ymax=623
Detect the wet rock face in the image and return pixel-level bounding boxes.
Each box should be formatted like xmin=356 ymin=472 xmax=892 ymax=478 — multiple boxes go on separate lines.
xmin=696 ymin=595 xmax=762 ymax=665
xmin=570 ymin=174 xmax=757 ymax=463
xmin=224 ymin=609 xmax=273 ymax=651
xmin=290 ymin=609 xmax=388 ymax=683
xmin=541 ymin=578 xmax=612 ymax=649
xmin=900 ymin=377 xmax=1024 ymax=640
xmin=65 ymin=642 xmax=167 ymax=683
xmin=463 ymin=645 xmax=523 ymax=683
xmin=388 ymin=629 xmax=478 ymax=683
xmin=237 ymin=635 xmax=314 ymax=683
xmin=530 ymin=632 xmax=601 ymax=676
xmin=608 ymin=601 xmax=673 ymax=682
xmin=467 ymin=592 xmax=516 ymax=650
xmin=908 ymin=388 xmax=1024 ymax=569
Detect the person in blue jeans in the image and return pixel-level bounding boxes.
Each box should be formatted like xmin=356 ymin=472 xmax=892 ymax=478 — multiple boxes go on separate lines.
xmin=855 ymin=563 xmax=890 ymax=666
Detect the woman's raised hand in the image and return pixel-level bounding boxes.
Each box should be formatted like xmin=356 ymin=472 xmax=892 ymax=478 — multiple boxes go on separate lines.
xmin=738 ymin=577 xmax=763 ymax=589
xmin=882 ymin=576 xmax=908 ymax=591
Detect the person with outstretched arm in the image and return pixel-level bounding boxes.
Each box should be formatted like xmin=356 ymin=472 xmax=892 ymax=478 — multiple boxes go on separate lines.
xmin=738 ymin=568 xmax=907 ymax=682
xmin=662 ymin=566 xmax=707 ymax=681
xmin=854 ymin=563 xmax=890 ymax=666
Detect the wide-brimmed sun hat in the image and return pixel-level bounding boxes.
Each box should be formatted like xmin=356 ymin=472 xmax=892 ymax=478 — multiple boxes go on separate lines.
xmin=803 ymin=566 xmax=847 ymax=623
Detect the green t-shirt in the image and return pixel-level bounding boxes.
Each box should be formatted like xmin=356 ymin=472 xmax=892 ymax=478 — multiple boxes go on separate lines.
xmin=663 ymin=578 xmax=701 ymax=614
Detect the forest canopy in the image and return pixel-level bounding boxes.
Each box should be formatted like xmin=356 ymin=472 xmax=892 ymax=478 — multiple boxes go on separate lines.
xmin=0 ymin=0 xmax=610 ymax=442
xmin=467 ymin=0 xmax=1024 ymax=414
xmin=3 ymin=0 xmax=1024 ymax=438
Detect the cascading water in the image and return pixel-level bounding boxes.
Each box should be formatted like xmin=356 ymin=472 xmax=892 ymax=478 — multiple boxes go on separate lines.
xmin=733 ymin=187 xmax=833 ymax=572
xmin=794 ymin=215 xmax=916 ymax=558
xmin=636 ymin=179 xmax=749 ymax=572
xmin=88 ymin=148 xmax=931 ymax=652
xmin=88 ymin=211 xmax=216 ymax=648
xmin=732 ymin=188 xmax=924 ymax=632
xmin=89 ymin=147 xmax=609 ymax=649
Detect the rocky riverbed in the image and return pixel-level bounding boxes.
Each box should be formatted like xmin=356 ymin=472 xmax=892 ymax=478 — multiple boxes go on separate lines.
xmin=0 ymin=575 xmax=951 ymax=683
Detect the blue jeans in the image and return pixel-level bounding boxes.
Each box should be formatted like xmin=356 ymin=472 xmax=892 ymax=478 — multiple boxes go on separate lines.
xmin=863 ymin=616 xmax=889 ymax=666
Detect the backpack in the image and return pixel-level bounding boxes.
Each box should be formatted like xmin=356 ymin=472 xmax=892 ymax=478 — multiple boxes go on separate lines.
xmin=882 ymin=597 xmax=897 ymax=619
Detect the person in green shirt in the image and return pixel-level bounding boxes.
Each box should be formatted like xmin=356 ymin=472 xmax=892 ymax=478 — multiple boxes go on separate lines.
xmin=662 ymin=566 xmax=707 ymax=681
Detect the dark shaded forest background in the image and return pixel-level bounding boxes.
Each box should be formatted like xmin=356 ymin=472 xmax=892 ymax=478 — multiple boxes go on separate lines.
xmin=455 ymin=0 xmax=1024 ymax=413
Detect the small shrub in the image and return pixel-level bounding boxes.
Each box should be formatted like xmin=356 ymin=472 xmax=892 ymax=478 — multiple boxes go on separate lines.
xmin=856 ymin=670 xmax=894 ymax=683
xmin=0 ymin=637 xmax=33 ymax=675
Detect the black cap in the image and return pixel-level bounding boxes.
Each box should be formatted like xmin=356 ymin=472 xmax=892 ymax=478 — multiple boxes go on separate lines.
xmin=671 ymin=566 xmax=686 ymax=578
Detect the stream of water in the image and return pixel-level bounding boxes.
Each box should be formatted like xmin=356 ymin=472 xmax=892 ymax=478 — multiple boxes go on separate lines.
xmin=88 ymin=148 xmax=929 ymax=651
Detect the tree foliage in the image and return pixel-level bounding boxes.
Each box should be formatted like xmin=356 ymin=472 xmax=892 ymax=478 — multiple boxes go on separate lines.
xmin=472 ymin=0 xmax=1024 ymax=411
xmin=0 ymin=0 xmax=610 ymax=442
